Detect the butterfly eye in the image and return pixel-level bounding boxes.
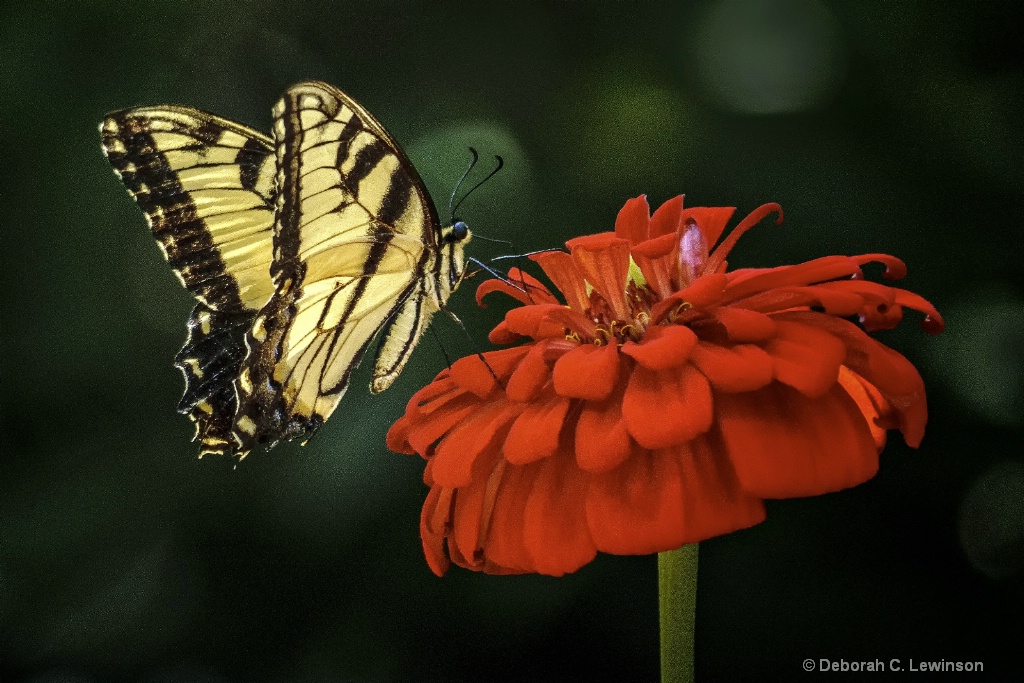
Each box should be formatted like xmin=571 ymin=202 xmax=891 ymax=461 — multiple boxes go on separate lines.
xmin=451 ymin=220 xmax=469 ymax=241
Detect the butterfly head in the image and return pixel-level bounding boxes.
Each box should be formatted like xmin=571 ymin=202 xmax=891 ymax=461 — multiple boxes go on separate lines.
xmin=439 ymin=219 xmax=472 ymax=291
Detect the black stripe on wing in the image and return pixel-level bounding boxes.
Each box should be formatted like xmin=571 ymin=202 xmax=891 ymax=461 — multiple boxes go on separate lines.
xmin=101 ymin=113 xmax=270 ymax=313
xmin=175 ymin=303 xmax=257 ymax=456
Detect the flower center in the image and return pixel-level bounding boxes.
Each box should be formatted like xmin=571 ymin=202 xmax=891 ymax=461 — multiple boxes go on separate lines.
xmin=577 ymin=281 xmax=662 ymax=346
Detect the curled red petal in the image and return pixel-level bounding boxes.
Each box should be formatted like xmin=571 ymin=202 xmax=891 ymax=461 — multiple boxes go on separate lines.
xmin=852 ymin=253 xmax=907 ymax=280
xmin=622 ymin=363 xmax=714 ymax=449
xmin=386 ymin=415 xmax=416 ymax=454
xmin=475 ymin=269 xmax=554 ymax=307
xmin=487 ymin=321 xmax=519 ymax=345
xmin=621 ymin=324 xmax=698 ymax=370
xmin=503 ymin=393 xmax=571 ymax=465
xmin=614 ymin=195 xmax=651 ymax=244
xmin=690 ymin=342 xmax=774 ymax=393
xmin=705 ymin=203 xmax=782 ymax=274
xmin=523 ymin=455 xmax=596 ymax=576
xmin=892 ymin=287 xmax=945 ymax=334
xmin=717 ymin=383 xmax=879 ymax=498
xmin=552 ymin=342 xmax=620 ymax=400
xmin=723 ymin=256 xmax=862 ymax=303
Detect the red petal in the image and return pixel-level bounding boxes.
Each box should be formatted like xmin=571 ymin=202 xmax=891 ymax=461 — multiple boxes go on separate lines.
xmin=481 ymin=461 xmax=538 ymax=573
xmin=621 ymin=324 xmax=698 ymax=370
xmin=407 ymin=400 xmax=477 ymax=456
xmin=533 ymin=251 xmax=591 ymax=312
xmin=651 ymin=274 xmax=728 ymax=322
xmin=431 ymin=400 xmax=519 ymax=487
xmin=837 ymin=366 xmax=890 ymax=450
xmin=776 ymin=312 xmax=928 ymax=447
xmin=386 ymin=415 xmax=415 ymax=454
xmin=586 ymin=448 xmax=685 ymax=554
xmin=488 ymin=320 xmax=522 ymax=345
xmin=704 ymin=203 xmax=782 ymax=274
xmin=503 ymin=393 xmax=571 ymax=464
xmin=408 ymin=375 xmax=459 ymax=415
xmin=690 ymin=342 xmax=774 ymax=393
xmin=504 ymin=304 xmax=570 ymax=339
xmin=420 ymin=486 xmax=454 ymax=576
xmin=631 ymin=233 xmax=678 ymax=299
xmin=649 ymin=195 xmax=684 ymax=238
xmin=766 ymin=319 xmax=846 ymax=398
xmin=723 ymin=256 xmax=861 ymax=303
xmin=717 ymin=383 xmax=880 ymax=498
xmin=449 ymin=449 xmax=505 ymax=570
xmin=451 ymin=355 xmax=498 ymax=398
xmin=523 ymin=455 xmax=597 ymax=576
xmin=614 ymin=195 xmax=651 ymax=244
xmin=476 ymin=270 xmax=554 ymax=307
xmin=574 ymin=385 xmax=633 ymax=473
xmin=568 ymin=235 xmax=632 ymax=320
xmin=622 ymin=363 xmax=714 ymax=449
xmin=505 ymin=343 xmax=552 ymax=402
xmin=892 ymin=287 xmax=945 ymax=334
xmin=553 ymin=342 xmax=620 ymax=400
xmin=703 ymin=307 xmax=777 ymax=343
xmin=675 ymin=434 xmax=766 ymax=543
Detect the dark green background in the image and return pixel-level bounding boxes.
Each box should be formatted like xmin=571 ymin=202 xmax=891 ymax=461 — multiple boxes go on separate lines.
xmin=3 ymin=1 xmax=1023 ymax=681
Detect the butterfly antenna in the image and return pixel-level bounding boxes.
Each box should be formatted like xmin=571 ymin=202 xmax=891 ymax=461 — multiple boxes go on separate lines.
xmin=491 ymin=248 xmax=563 ymax=304
xmin=472 ymin=234 xmax=515 ymax=250
xmin=448 ymin=147 xmax=479 ymax=222
xmin=491 ymin=248 xmax=563 ymax=261
xmin=452 ymin=154 xmax=504 ymax=218
xmin=468 ymin=257 xmax=526 ymax=293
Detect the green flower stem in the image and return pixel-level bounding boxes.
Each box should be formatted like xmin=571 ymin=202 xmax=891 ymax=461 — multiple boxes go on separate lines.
xmin=658 ymin=543 xmax=699 ymax=683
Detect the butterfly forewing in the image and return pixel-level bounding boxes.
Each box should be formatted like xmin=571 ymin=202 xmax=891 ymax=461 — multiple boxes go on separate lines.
xmin=100 ymin=108 xmax=277 ymax=311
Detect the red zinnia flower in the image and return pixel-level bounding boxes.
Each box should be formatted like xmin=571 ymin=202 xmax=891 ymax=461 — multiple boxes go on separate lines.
xmin=387 ymin=195 xmax=944 ymax=577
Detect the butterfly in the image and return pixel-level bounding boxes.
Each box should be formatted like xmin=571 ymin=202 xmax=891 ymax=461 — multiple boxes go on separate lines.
xmin=101 ymin=81 xmax=475 ymax=458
